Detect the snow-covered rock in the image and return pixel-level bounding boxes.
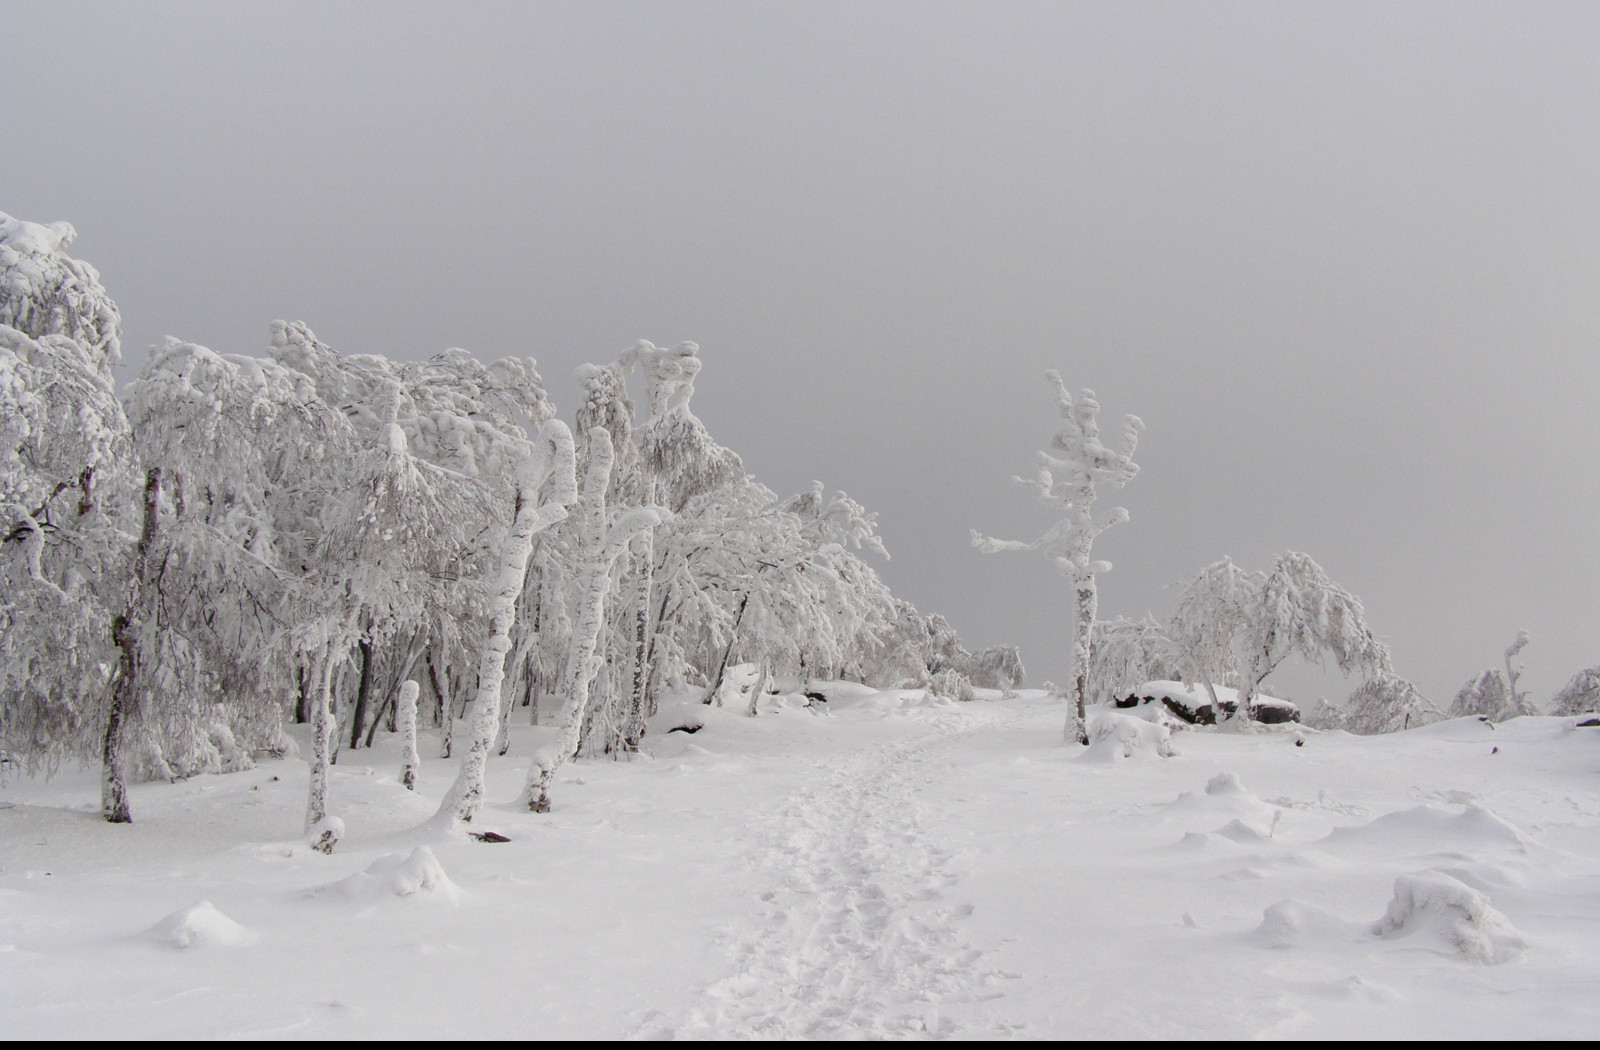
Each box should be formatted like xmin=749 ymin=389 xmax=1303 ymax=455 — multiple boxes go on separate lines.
xmin=1117 ymin=680 xmax=1300 ymax=725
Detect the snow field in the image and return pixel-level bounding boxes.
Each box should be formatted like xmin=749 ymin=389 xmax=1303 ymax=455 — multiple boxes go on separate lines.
xmin=3 ymin=690 xmax=1600 ymax=1039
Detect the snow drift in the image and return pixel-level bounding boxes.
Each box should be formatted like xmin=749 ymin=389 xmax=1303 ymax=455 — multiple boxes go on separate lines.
xmin=314 ymin=846 xmax=462 ymax=904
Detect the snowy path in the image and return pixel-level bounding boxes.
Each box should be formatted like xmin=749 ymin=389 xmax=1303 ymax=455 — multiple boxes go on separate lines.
xmin=653 ymin=712 xmax=1013 ymax=1039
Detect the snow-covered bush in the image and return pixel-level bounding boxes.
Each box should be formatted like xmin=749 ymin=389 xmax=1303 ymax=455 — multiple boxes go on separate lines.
xmin=1550 ymin=666 xmax=1600 ymax=717
xmin=974 ymin=373 xmax=1142 ymax=744
xmin=1343 ymin=673 xmax=1440 ymax=735
xmin=927 ymin=668 xmax=975 ymax=702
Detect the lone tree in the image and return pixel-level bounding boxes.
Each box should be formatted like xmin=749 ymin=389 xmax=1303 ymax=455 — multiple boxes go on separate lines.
xmin=974 ymin=372 xmax=1143 ymax=744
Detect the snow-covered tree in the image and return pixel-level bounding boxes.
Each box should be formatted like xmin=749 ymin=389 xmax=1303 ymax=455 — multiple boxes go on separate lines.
xmin=973 ymin=373 xmax=1143 ymax=744
xmin=1167 ymin=558 xmax=1260 ymax=713
xmin=1447 ymin=631 xmax=1538 ymax=721
xmin=1232 ymin=552 xmax=1390 ymax=725
xmin=1343 ymin=673 xmax=1440 ymax=735
xmin=1087 ymin=616 xmax=1184 ymax=708
xmin=523 ymin=427 xmax=666 ymax=813
xmin=0 ymin=214 xmax=121 ymax=371
xmin=440 ymin=420 xmax=576 ymax=824
xmin=1550 ymin=666 xmax=1600 ymax=717
xmin=1 ymin=216 xmax=135 ymax=816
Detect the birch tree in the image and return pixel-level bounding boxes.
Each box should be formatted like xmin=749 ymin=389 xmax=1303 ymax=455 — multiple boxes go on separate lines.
xmin=973 ymin=372 xmax=1143 ymax=744
xmin=441 ymin=420 xmax=576 ymax=824
xmin=523 ymin=427 xmax=666 ymax=813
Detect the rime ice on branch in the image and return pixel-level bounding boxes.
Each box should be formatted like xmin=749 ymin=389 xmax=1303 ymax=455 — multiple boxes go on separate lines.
xmin=973 ymin=372 xmax=1143 ymax=744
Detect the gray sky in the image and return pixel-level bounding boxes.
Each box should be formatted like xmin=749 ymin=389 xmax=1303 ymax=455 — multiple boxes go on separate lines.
xmin=4 ymin=1 xmax=1596 ymax=707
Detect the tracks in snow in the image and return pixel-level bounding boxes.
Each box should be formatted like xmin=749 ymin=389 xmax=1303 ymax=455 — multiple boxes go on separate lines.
xmin=653 ymin=712 xmax=1017 ymax=1039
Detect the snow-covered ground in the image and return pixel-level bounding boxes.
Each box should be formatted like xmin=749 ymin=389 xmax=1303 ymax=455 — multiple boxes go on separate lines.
xmin=3 ymin=690 xmax=1598 ymax=1039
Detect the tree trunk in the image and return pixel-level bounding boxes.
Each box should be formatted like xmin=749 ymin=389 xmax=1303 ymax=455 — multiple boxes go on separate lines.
xmin=305 ymin=641 xmax=339 ymax=847
xmin=397 ymin=679 xmax=420 ymax=790
xmin=366 ymin=628 xmax=428 ymax=748
xmin=705 ymin=593 xmax=752 ymax=705
xmin=347 ymin=633 xmax=375 ymax=751
xmin=1067 ymin=580 xmax=1095 ymax=745
xmin=441 ymin=456 xmax=572 ymax=824
xmin=623 ymin=530 xmax=654 ymax=748
xmin=102 ymin=466 xmax=161 ymax=823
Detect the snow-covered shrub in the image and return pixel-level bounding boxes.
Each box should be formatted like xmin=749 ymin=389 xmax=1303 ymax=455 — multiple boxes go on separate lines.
xmin=1343 ymin=673 xmax=1440 ymax=735
xmin=1307 ymin=698 xmax=1348 ymax=731
xmin=1450 ymin=631 xmax=1538 ymax=721
xmin=1448 ymin=669 xmax=1536 ymax=721
xmin=927 ymin=668 xmax=975 ymax=702
xmin=1550 ymin=666 xmax=1600 ymax=716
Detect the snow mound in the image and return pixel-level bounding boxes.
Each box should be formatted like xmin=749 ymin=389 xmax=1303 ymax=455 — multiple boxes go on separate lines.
xmin=318 ymin=846 xmax=462 ymax=904
xmin=1080 ymin=712 xmax=1174 ymax=762
xmin=1254 ymin=898 xmax=1357 ymax=949
xmin=146 ymin=900 xmax=251 ymax=950
xmin=1214 ymin=818 xmax=1270 ymax=843
xmin=1371 ymin=871 xmax=1528 ymax=963
xmin=1321 ymin=803 xmax=1531 ymax=854
xmin=1206 ymin=772 xmax=1249 ymax=796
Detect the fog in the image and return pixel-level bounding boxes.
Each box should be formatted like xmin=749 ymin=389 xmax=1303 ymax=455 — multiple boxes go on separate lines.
xmin=4 ymin=0 xmax=1595 ymax=706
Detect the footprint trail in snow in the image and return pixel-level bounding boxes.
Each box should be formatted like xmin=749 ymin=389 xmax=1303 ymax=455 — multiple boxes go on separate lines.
xmin=653 ymin=716 xmax=1015 ymax=1039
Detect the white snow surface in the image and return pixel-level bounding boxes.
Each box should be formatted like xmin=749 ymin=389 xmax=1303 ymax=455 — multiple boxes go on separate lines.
xmin=3 ymin=691 xmax=1599 ymax=1039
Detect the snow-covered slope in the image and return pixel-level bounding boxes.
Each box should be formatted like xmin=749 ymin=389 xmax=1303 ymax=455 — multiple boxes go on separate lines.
xmin=2 ymin=692 xmax=1597 ymax=1039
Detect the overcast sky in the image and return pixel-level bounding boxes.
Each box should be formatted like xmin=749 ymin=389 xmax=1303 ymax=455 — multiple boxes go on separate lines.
xmin=4 ymin=1 xmax=1596 ymax=706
